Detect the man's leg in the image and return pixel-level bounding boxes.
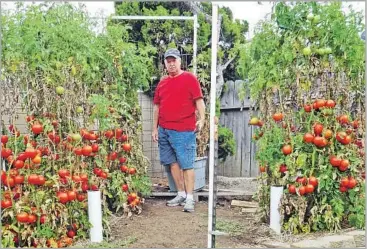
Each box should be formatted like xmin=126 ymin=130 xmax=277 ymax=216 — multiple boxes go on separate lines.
xmin=170 ymin=162 xmax=185 ymax=193
xmin=169 ymin=129 xmax=197 ymax=212
xmin=183 ymin=168 xmax=195 ymax=198
xmin=158 ymin=127 xmax=186 ymax=206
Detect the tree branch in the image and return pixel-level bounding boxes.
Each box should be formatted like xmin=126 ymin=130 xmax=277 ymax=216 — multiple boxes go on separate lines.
xmin=221 ymin=56 xmax=236 ymax=70
xmin=182 ymin=2 xmax=212 ymax=23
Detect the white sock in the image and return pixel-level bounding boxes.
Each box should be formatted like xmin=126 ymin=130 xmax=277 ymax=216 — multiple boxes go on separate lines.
xmin=186 ymin=194 xmax=193 ymax=201
xmin=178 ymin=191 xmax=186 ymax=198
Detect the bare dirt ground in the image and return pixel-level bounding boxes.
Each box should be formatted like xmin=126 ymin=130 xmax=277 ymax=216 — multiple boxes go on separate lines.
xmin=72 ymin=177 xmax=364 ymax=248
xmin=106 ymin=198 xmax=268 ymax=248
xmin=73 ymin=197 xmax=365 ymax=248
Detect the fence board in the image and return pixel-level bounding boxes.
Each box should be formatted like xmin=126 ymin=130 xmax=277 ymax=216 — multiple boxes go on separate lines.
xmin=242 ymin=110 xmax=251 ymax=176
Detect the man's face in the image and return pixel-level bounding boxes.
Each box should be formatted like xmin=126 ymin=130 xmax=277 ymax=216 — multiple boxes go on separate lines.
xmin=165 ymin=57 xmax=181 ymax=74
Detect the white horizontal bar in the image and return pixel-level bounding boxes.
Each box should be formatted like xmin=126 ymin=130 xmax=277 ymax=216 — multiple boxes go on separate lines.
xmin=111 ymin=15 xmax=195 ymax=21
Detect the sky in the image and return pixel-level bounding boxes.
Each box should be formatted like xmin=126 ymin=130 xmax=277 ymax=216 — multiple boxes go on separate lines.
xmin=1 ymin=1 xmax=365 ymax=38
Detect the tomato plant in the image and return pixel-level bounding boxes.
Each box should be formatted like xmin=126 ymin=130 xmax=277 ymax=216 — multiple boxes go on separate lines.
xmin=244 ymin=2 xmax=365 ymax=234
xmin=1 ymin=2 xmax=153 ymax=247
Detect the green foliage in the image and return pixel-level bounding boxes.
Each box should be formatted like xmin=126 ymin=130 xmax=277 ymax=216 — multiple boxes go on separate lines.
xmin=215 ymin=219 xmax=247 ymax=236
xmin=237 ymin=2 xmax=365 ymax=111
xmin=114 ymin=2 xmax=248 ymax=90
xmin=218 ymin=126 xmax=236 ymax=162
xmin=35 ymin=226 xmax=56 ymax=239
xmin=242 ymin=1 xmax=365 ymax=234
xmin=256 ymin=122 xmax=288 ymax=185
xmin=130 ymin=175 xmax=152 ymax=197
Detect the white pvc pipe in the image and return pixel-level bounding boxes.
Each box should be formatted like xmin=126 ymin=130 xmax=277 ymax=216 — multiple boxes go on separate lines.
xmin=111 ymin=15 xmax=195 ymax=20
xmin=111 ymin=15 xmax=198 ymax=76
xmin=87 ymin=190 xmax=103 ymax=242
xmin=207 ymin=4 xmax=218 ymax=248
xmin=270 ymin=186 xmax=283 ymax=234
xmin=193 ymin=14 xmax=198 ymax=75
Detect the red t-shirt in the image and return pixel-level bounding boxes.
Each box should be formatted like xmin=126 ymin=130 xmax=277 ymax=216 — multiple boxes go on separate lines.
xmin=153 ymin=71 xmax=203 ymax=131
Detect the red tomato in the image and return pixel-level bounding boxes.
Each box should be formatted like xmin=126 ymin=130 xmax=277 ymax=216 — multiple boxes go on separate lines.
xmin=329 ymin=156 xmax=341 ymax=167
xmin=82 ymin=146 xmax=92 ymax=156
xmin=58 ymin=169 xmax=70 ymax=178
xmin=31 ymin=123 xmax=43 ymax=134
xmin=308 ymin=176 xmax=318 ymax=187
xmin=37 ymin=175 xmax=46 ymax=185
xmin=80 ymin=173 xmax=88 ymax=182
xmin=67 ymin=191 xmax=77 ymax=201
xmin=40 ymin=214 xmax=47 ymax=224
xmin=77 ymin=193 xmax=86 ymax=202
xmin=305 ymin=184 xmax=314 ymax=194
xmin=304 ymin=104 xmax=312 ymax=112
xmin=122 ymin=143 xmax=131 ymax=152
xmin=105 ymin=130 xmax=114 ymax=139
xmin=115 ymin=128 xmax=123 ymax=138
xmin=122 ymin=184 xmax=129 ymax=192
xmin=288 ymin=184 xmax=296 ymax=194
xmin=338 ymin=160 xmax=350 ymax=171
xmin=58 ymin=192 xmax=69 ymax=204
xmin=325 ymin=100 xmax=336 ymax=108
xmin=299 ymin=186 xmax=306 ymax=196
xmin=303 ymin=133 xmax=314 ymax=143
xmin=13 ymin=160 xmax=24 ymax=169
xmin=1 ymin=135 xmax=8 ymax=144
xmin=25 ymin=148 xmax=37 ymax=159
xmin=91 ymin=144 xmax=99 ymax=152
xmin=74 ymin=148 xmax=83 ymax=156
xmin=282 ymin=145 xmax=292 ymax=155
xmin=272 ymin=113 xmax=283 ymax=122
xmin=16 ymin=212 xmax=29 ymax=223
xmin=338 ymin=115 xmax=349 ymax=124
xmin=120 ymin=165 xmax=128 ymax=173
xmin=348 ymin=178 xmax=357 ymax=189
xmin=67 ymin=229 xmax=76 ymax=238
xmin=129 ymin=168 xmax=136 ymax=175
xmin=313 ymin=123 xmax=323 ymax=136
xmin=14 ymin=175 xmax=24 ymax=184
xmin=28 ymin=174 xmax=39 ymax=184
xmin=27 ymin=214 xmax=37 ymax=223
xmin=279 ymin=164 xmax=287 ymax=173
xmin=1 ymin=199 xmax=12 ymax=209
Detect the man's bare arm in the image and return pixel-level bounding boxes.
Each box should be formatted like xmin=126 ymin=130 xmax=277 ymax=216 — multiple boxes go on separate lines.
xmin=195 ymin=98 xmax=205 ymax=131
xmin=152 ymin=104 xmax=159 ymax=142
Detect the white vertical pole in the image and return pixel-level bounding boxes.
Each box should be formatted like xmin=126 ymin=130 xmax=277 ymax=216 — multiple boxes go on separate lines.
xmin=88 ymin=190 xmax=103 ymax=242
xmin=207 ymin=4 xmax=218 ymax=248
xmin=193 ymin=14 xmax=198 ymax=75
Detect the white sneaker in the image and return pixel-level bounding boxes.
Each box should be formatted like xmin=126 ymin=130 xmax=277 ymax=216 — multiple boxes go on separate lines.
xmin=183 ymin=198 xmax=195 ymax=212
xmin=166 ymin=195 xmax=186 ymax=207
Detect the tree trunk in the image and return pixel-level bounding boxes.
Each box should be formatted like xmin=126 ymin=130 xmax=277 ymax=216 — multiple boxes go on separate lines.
xmin=183 ymin=2 xmax=237 ymax=99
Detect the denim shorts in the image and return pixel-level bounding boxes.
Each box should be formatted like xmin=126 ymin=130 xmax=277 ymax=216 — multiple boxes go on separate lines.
xmin=158 ymin=126 xmax=196 ymax=170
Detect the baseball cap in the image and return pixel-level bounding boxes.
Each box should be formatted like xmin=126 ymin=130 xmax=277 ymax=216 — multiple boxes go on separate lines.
xmin=164 ymin=48 xmax=181 ymax=59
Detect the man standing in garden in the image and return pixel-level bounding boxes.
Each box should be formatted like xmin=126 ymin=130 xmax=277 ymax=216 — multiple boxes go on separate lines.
xmin=152 ymin=48 xmax=205 ymax=212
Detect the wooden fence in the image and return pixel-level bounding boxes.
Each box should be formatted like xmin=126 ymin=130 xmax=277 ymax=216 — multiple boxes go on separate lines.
xmin=218 ymin=80 xmax=258 ymax=177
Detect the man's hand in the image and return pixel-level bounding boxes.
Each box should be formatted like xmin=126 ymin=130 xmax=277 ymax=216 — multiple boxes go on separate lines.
xmin=195 ymin=119 xmax=205 ymax=133
xmin=152 ymin=129 xmax=158 ymax=142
